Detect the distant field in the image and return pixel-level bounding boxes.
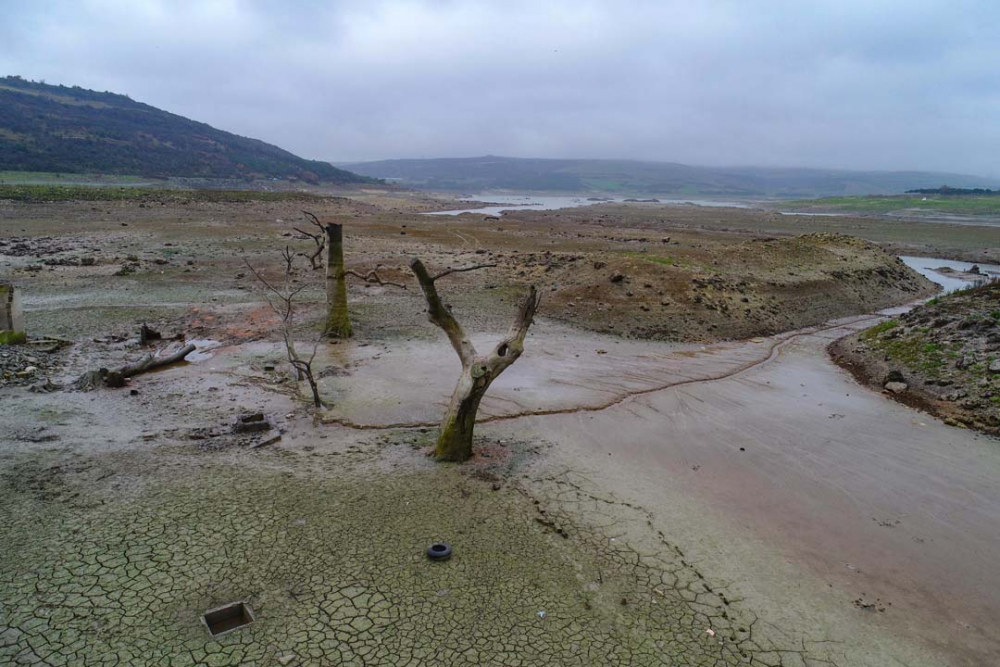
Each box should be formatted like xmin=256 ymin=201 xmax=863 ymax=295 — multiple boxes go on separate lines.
xmin=0 ymin=183 xmax=331 ymax=202
xmin=779 ymin=195 xmax=1000 ymax=216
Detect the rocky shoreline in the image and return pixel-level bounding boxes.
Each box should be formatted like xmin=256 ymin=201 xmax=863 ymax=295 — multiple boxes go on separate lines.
xmin=830 ymin=281 xmax=1000 ymax=436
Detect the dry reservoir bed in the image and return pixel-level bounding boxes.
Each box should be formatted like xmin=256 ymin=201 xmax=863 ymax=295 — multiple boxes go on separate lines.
xmin=2 ymin=192 xmax=998 ymax=666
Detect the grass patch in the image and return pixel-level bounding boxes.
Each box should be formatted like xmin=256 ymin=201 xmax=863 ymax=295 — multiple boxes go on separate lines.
xmin=860 ymin=319 xmax=898 ymax=340
xmin=781 ymin=195 xmax=1000 ymax=216
xmin=861 ymin=319 xmax=953 ymax=375
xmin=881 ymin=337 xmax=946 ymax=374
xmin=622 ymin=251 xmax=715 ymax=273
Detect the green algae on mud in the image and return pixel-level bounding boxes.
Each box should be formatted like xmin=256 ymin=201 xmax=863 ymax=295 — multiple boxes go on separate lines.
xmin=0 ymin=445 xmax=783 ymax=666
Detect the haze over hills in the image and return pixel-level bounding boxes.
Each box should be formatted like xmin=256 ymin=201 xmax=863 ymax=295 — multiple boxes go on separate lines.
xmin=0 ymin=76 xmax=372 ymax=185
xmin=340 ymin=156 xmax=998 ymax=199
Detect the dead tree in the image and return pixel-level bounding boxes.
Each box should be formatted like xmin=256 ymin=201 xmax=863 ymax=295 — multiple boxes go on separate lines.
xmin=324 ymin=222 xmax=352 ymax=338
xmin=292 ymin=211 xmax=326 ymax=270
xmin=280 ymin=246 xmax=295 ymax=276
xmin=410 ymin=258 xmax=539 ymax=461
xmin=243 ymin=258 xmax=324 ymax=408
xmin=295 ymin=212 xmax=404 ymax=337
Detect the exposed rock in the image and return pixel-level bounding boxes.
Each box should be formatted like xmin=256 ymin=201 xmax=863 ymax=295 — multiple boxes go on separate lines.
xmin=884 ymin=370 xmax=906 ymax=384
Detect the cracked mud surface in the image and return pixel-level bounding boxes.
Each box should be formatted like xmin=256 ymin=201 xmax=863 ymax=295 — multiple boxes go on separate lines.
xmin=1 ymin=440 xmax=829 ymax=667
xmin=1 ymin=312 xmax=995 ymax=666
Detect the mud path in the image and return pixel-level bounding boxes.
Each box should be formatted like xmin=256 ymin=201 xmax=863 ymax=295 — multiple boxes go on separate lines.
xmin=319 ymin=316 xmax=880 ymax=431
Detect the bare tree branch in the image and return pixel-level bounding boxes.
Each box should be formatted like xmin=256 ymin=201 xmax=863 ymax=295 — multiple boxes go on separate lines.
xmin=293 ymin=210 xmax=326 ymax=270
xmin=431 ymin=263 xmax=498 ymax=281
xmin=301 ymin=210 xmax=323 ymax=230
xmin=281 ymin=245 xmax=296 ymax=275
xmin=344 ymin=266 xmax=409 ymax=289
xmin=485 ymin=285 xmax=539 ymax=376
xmin=410 ymin=258 xmax=477 ymax=366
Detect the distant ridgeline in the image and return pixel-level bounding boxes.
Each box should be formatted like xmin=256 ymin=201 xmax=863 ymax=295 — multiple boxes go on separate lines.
xmin=906 ymin=186 xmax=1000 ymax=196
xmin=0 ymin=76 xmax=373 ymax=184
xmin=341 ymin=155 xmax=998 ymax=198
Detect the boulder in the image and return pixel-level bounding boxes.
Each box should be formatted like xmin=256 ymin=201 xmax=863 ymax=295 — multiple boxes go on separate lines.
xmin=884 ymin=381 xmax=908 ymax=394
xmin=884 ymin=370 xmax=905 ymax=384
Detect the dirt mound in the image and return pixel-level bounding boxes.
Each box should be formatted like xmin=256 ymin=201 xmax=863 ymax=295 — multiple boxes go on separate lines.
xmin=540 ymin=233 xmax=936 ymax=341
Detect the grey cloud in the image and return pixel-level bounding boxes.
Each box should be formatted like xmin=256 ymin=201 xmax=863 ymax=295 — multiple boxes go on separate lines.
xmin=2 ymin=0 xmax=998 ymax=176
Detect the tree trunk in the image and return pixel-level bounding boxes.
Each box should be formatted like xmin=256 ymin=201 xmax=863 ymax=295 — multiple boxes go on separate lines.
xmin=324 ymin=223 xmax=352 ymax=338
xmin=437 ymin=369 xmax=490 ymax=461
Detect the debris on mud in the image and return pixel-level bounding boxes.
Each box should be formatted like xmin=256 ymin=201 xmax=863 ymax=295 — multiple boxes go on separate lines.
xmin=232 ymin=412 xmax=277 ymax=434
xmin=187 ymin=413 xmax=283 ymax=450
xmin=853 ymin=596 xmax=888 ymax=613
xmin=0 ymin=342 xmax=66 ymax=387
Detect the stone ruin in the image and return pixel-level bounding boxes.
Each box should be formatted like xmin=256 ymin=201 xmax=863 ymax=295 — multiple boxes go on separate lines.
xmin=0 ymin=282 xmax=24 ymax=344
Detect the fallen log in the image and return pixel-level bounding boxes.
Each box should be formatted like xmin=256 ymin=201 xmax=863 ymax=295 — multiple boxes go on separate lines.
xmin=74 ymin=343 xmax=196 ymax=390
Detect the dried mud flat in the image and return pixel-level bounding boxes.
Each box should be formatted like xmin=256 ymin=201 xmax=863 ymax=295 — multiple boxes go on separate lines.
xmin=1 ymin=192 xmax=998 ymax=666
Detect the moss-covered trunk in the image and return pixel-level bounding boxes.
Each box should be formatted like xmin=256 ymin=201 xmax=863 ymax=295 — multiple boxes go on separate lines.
xmin=436 ymin=370 xmax=490 ymax=461
xmin=324 ymin=223 xmax=352 ymax=338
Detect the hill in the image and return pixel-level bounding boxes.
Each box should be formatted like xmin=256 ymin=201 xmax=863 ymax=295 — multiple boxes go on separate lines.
xmin=0 ymin=76 xmax=371 ymax=184
xmin=339 ymin=155 xmax=997 ymax=198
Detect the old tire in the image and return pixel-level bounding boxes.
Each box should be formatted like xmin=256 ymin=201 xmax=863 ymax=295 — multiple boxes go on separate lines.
xmin=426 ymin=542 xmax=452 ymax=561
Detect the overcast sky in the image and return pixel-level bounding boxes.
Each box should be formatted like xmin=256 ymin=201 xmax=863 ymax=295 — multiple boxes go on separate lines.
xmin=3 ymin=0 xmax=999 ymax=175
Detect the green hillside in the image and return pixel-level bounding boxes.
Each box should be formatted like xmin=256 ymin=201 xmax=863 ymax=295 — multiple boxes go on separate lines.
xmin=0 ymin=76 xmax=372 ymax=184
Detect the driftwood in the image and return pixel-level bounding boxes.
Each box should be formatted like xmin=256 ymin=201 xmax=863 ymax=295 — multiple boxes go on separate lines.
xmin=74 ymin=343 xmax=196 ymax=390
xmin=410 ymin=258 xmax=539 ymax=461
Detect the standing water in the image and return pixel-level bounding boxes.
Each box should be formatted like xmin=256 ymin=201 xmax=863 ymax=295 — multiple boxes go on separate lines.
xmin=900 ymin=256 xmax=1000 ymax=294
xmin=423 ymin=194 xmax=753 ymax=216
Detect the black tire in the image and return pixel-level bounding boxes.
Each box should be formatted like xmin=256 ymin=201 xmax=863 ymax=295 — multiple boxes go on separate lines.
xmin=426 ymin=542 xmax=452 ymax=561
